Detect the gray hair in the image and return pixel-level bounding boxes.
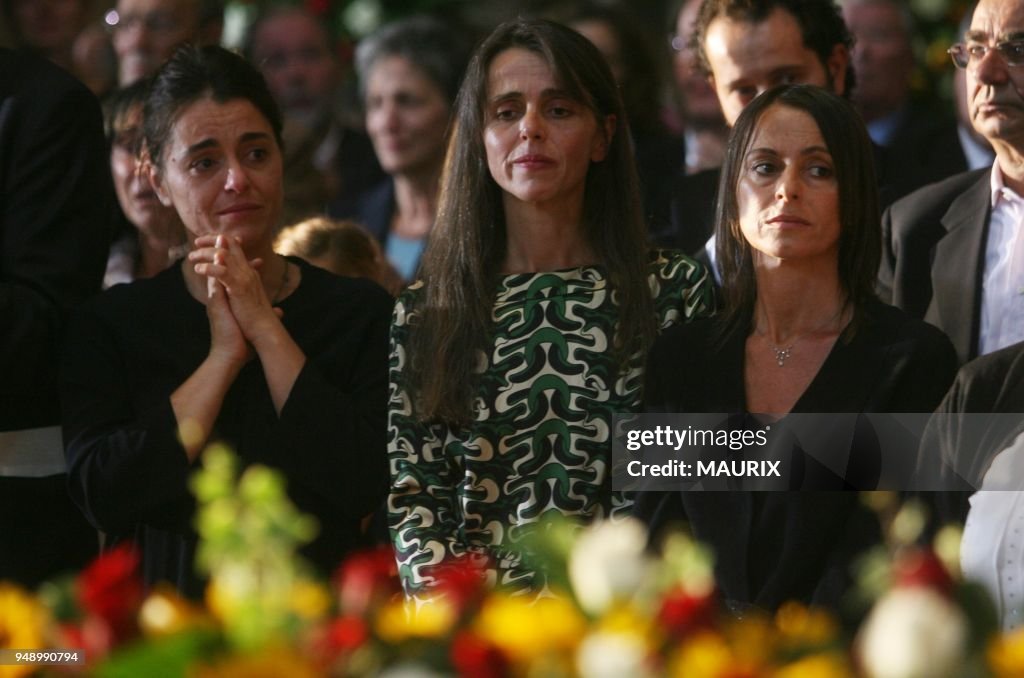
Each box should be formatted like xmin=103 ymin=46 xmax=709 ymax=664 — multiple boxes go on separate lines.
xmin=355 ymin=16 xmax=470 ymax=104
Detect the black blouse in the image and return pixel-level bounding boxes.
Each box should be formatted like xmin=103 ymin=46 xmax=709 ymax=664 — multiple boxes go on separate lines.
xmin=61 ymin=258 xmax=392 ymax=597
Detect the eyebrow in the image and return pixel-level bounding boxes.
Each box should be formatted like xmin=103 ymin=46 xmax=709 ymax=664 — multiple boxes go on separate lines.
xmin=747 ymin=145 xmax=831 ymax=156
xmin=184 ymin=131 xmax=272 ymax=156
xmin=965 ymin=30 xmax=1024 ymax=42
xmin=185 ymin=139 xmax=217 ymax=156
xmin=489 ymin=87 xmax=574 ymax=104
xmin=726 ymin=66 xmax=803 ymax=89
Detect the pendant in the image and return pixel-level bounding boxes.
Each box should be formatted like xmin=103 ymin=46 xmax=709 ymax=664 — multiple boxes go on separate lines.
xmin=771 ymin=345 xmax=792 ymax=367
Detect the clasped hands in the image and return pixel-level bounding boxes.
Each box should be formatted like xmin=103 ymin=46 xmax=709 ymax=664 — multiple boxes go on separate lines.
xmin=188 ymin=234 xmax=285 ymax=368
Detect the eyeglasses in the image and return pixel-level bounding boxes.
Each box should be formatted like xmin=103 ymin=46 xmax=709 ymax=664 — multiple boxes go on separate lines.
xmin=104 ymin=8 xmax=182 ymax=35
xmin=948 ymin=40 xmax=1024 ymax=69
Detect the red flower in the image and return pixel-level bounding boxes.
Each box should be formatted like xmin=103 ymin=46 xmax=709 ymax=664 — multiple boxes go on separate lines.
xmin=76 ymin=544 xmax=143 ymax=639
xmin=657 ymin=587 xmax=716 ymax=637
xmin=304 ymin=0 xmax=330 ymax=16
xmin=327 ymin=616 xmax=369 ymax=652
xmin=451 ymin=631 xmax=508 ymax=678
xmin=893 ymin=549 xmax=954 ymax=594
xmin=430 ymin=559 xmax=488 ymax=613
xmin=334 ymin=547 xmax=400 ymax=616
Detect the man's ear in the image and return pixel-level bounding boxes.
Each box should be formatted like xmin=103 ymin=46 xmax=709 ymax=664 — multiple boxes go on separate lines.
xmin=592 ymin=114 xmax=616 ymax=162
xmin=827 ymin=44 xmax=850 ymax=97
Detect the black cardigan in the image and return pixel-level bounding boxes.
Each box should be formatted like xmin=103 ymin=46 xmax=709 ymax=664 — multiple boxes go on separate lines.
xmin=61 ymin=259 xmax=391 ymax=597
xmin=636 ymin=299 xmax=958 ymax=611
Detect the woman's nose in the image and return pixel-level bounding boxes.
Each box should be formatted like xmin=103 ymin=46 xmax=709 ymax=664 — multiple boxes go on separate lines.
xmin=519 ymin=108 xmax=544 ymax=140
xmin=379 ymin=102 xmax=401 ymax=131
xmin=224 ymin=161 xmax=250 ymax=193
xmin=775 ymin=168 xmax=799 ymax=201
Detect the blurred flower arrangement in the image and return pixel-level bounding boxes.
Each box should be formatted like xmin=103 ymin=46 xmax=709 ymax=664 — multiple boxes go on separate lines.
xmin=907 ymin=0 xmax=974 ymax=101
xmin=4 ymin=454 xmax=1024 ymax=677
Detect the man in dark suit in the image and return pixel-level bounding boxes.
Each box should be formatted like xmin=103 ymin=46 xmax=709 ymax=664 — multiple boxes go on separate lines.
xmin=245 ymin=5 xmax=384 ymax=225
xmin=654 ymin=0 xmax=855 ymax=258
xmin=843 ymin=0 xmax=968 ymax=202
xmin=0 ymin=48 xmax=114 ymax=585
xmin=916 ymin=340 xmax=1024 ymax=630
xmin=879 ymin=0 xmax=1024 ymax=365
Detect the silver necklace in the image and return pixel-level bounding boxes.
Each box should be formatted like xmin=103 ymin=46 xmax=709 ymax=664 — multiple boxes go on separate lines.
xmin=756 ymin=308 xmax=846 ymax=367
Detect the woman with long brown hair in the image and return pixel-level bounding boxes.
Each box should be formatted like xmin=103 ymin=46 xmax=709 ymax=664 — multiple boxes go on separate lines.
xmin=388 ymin=19 xmax=712 ymax=599
xmin=638 ymin=85 xmax=957 ymax=611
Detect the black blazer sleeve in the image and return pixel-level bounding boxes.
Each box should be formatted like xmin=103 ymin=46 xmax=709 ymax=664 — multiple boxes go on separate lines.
xmin=0 ymin=49 xmax=114 ymax=429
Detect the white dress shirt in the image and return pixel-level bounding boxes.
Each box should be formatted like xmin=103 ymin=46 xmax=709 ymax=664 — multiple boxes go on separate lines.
xmin=979 ymin=165 xmax=1024 ymax=356
xmin=961 ymin=429 xmax=1024 ymax=631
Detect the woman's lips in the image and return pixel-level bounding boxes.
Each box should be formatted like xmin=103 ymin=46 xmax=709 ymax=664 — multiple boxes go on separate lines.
xmin=512 ymin=154 xmax=555 ymax=169
xmin=766 ymin=214 xmax=810 ymax=226
xmin=217 ymin=203 xmax=261 ymax=216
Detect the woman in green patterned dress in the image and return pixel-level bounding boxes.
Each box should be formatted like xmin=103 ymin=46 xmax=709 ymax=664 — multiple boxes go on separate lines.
xmin=387 ymin=19 xmax=713 ymax=599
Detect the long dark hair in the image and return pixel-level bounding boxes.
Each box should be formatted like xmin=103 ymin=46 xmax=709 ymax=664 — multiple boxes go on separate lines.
xmin=406 ymin=19 xmax=655 ymax=424
xmin=715 ymin=84 xmax=880 ymax=337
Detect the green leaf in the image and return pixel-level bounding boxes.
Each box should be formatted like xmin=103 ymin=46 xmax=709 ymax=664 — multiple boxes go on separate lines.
xmin=95 ymin=629 xmax=222 ymax=678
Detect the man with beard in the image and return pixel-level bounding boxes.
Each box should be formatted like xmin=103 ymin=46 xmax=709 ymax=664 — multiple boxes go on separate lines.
xmin=246 ymin=6 xmax=382 ymax=223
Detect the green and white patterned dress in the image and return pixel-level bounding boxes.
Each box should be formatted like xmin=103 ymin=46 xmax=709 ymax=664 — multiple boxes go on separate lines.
xmin=387 ymin=250 xmax=712 ymax=598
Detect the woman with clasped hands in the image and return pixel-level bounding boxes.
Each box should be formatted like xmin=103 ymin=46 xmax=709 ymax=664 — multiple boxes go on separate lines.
xmin=637 ymin=85 xmax=958 ymax=611
xmin=387 ymin=20 xmax=713 ymax=601
xmin=60 ymin=46 xmax=392 ymax=598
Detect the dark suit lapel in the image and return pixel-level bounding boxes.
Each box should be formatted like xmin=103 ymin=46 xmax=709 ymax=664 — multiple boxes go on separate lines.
xmin=928 ymin=172 xmax=991 ymax=363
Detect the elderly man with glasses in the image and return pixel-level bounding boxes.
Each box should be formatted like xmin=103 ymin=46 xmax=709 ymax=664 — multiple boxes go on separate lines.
xmin=107 ymin=0 xmax=223 ymax=86
xmin=880 ymin=0 xmax=1024 ymax=365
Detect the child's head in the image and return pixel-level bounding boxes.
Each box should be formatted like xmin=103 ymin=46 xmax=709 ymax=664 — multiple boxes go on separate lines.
xmin=275 ymin=217 xmax=402 ymax=295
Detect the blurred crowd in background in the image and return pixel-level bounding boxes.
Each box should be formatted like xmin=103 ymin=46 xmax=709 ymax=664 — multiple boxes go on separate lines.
xmin=0 ymin=0 xmax=982 ymax=204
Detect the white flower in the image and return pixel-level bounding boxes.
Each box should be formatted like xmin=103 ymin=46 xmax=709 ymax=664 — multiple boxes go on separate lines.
xmin=378 ymin=663 xmax=448 ymax=678
xmin=568 ymin=518 xmax=652 ymax=615
xmin=858 ymin=587 xmax=968 ymax=678
xmin=577 ymin=631 xmax=653 ymax=678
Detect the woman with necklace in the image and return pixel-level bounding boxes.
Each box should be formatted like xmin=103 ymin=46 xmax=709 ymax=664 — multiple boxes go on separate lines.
xmin=60 ymin=46 xmax=392 ymax=598
xmin=637 ymin=85 xmax=958 ymax=611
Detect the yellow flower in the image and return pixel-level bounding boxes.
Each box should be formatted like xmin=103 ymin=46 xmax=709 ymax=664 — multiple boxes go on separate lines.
xmin=139 ymin=584 xmax=211 ymax=637
xmin=989 ymin=627 xmax=1024 ymax=676
xmin=726 ymin=614 xmax=777 ymax=666
xmin=933 ymin=525 xmax=963 ymax=581
xmin=597 ymin=603 xmax=654 ymax=640
xmin=774 ymin=653 xmax=852 ymax=678
xmin=188 ymin=646 xmax=320 ymax=678
xmin=669 ymin=631 xmax=746 ymax=678
xmin=475 ymin=594 xmax=586 ymax=661
xmin=374 ymin=598 xmax=455 ymax=642
xmin=0 ymin=584 xmax=47 ymax=678
xmin=289 ymin=579 xmax=330 ymax=622
xmin=775 ymin=603 xmax=838 ymax=649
